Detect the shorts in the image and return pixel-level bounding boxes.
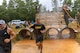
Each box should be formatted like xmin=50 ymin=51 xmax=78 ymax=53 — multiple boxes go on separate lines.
xmin=0 ymin=46 xmax=5 ymax=53
xmin=35 ymin=35 xmax=43 ymax=43
xmin=0 ymin=46 xmax=11 ymax=53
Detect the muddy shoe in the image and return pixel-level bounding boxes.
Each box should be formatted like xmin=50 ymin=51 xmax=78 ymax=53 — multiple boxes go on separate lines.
xmin=40 ymin=50 xmax=42 ymax=53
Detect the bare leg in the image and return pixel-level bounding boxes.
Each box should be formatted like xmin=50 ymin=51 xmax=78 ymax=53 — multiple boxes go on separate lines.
xmin=40 ymin=43 xmax=43 ymax=53
xmin=36 ymin=42 xmax=43 ymax=53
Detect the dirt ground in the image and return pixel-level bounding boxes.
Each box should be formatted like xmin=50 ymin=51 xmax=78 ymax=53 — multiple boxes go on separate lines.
xmin=12 ymin=39 xmax=80 ymax=53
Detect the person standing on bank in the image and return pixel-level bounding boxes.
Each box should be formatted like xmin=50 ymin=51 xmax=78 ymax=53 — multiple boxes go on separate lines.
xmin=0 ymin=20 xmax=16 ymax=53
xmin=30 ymin=18 xmax=46 ymax=53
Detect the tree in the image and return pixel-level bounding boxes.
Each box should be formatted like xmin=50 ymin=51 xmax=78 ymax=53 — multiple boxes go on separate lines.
xmin=8 ymin=0 xmax=15 ymax=9
xmin=2 ymin=0 xmax=7 ymax=9
xmin=7 ymin=0 xmax=18 ymax=21
xmin=0 ymin=0 xmax=41 ymax=22
xmin=15 ymin=0 xmax=26 ymax=20
xmin=63 ymin=0 xmax=77 ymax=18
xmin=25 ymin=0 xmax=40 ymax=21
xmin=0 ymin=0 xmax=8 ymax=22
xmin=52 ymin=0 xmax=58 ymax=12
xmin=63 ymin=0 xmax=72 ymax=6
xmin=40 ymin=5 xmax=47 ymax=12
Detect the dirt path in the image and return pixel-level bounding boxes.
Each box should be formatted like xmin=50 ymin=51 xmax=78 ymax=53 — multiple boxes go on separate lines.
xmin=12 ymin=39 xmax=80 ymax=53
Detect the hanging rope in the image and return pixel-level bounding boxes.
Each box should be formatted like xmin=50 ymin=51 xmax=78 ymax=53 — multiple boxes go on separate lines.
xmin=62 ymin=5 xmax=80 ymax=29
xmin=62 ymin=6 xmax=73 ymax=19
xmin=63 ymin=8 xmax=72 ymax=18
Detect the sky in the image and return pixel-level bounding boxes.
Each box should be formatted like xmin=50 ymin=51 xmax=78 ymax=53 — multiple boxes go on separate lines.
xmin=0 ymin=0 xmax=53 ymax=11
xmin=0 ymin=0 xmax=2 ymax=5
xmin=0 ymin=0 xmax=3 ymax=5
xmin=39 ymin=0 xmax=53 ymax=11
xmin=0 ymin=0 xmax=9 ymax=5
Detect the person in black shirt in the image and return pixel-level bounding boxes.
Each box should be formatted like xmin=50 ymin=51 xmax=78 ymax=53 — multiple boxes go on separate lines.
xmin=30 ymin=18 xmax=45 ymax=53
xmin=0 ymin=20 xmax=16 ymax=53
xmin=62 ymin=5 xmax=69 ymax=26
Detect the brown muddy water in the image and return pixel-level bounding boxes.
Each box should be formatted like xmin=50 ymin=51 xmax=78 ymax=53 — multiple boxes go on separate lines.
xmin=12 ymin=39 xmax=80 ymax=53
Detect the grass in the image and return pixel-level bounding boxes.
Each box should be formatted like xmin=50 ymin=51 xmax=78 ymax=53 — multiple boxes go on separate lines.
xmin=11 ymin=24 xmax=25 ymax=34
xmin=11 ymin=24 xmax=25 ymax=43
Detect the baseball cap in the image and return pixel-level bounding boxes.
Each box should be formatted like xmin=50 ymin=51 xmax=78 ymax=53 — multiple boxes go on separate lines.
xmin=0 ymin=20 xmax=6 ymax=24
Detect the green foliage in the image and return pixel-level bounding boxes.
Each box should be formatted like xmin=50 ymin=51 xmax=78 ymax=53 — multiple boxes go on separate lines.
xmin=2 ymin=0 xmax=7 ymax=9
xmin=69 ymin=9 xmax=77 ymax=18
xmin=0 ymin=0 xmax=40 ymax=22
xmin=63 ymin=0 xmax=80 ymax=18
xmin=63 ymin=0 xmax=72 ymax=6
xmin=52 ymin=0 xmax=58 ymax=12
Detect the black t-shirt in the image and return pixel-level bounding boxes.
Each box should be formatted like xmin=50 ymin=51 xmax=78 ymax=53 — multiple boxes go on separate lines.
xmin=31 ymin=23 xmax=45 ymax=37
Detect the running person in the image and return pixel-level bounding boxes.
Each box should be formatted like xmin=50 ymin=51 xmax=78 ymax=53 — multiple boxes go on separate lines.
xmin=30 ymin=18 xmax=45 ymax=53
xmin=0 ymin=20 xmax=16 ymax=53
